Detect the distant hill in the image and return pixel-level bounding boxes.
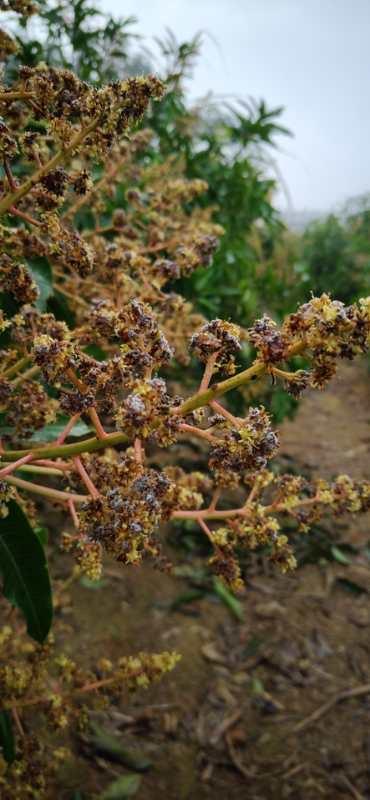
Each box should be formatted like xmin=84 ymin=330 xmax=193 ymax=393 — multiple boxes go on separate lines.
xmin=280 ymin=193 xmax=370 ymax=233
xmin=280 ymin=208 xmax=326 ymax=232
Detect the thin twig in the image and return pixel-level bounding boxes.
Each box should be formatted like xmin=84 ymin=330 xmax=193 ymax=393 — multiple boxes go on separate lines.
xmin=225 ymin=731 xmax=252 ymax=780
xmin=341 ymin=775 xmax=366 ymax=800
xmin=11 ymin=707 xmax=25 ymax=737
xmin=294 ymin=684 xmax=370 ymax=733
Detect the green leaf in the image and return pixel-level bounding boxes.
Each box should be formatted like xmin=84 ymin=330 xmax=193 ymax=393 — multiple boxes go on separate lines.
xmin=0 ymin=501 xmax=53 ymax=643
xmin=170 ymin=588 xmax=205 ymax=610
xmin=100 ymin=775 xmax=142 ymax=800
xmin=80 ymin=576 xmax=107 ymax=590
xmin=34 ymin=526 xmax=48 ymax=547
xmin=331 ymin=545 xmax=351 ymax=565
xmin=0 ymin=710 xmax=15 ymax=763
xmin=337 ymin=578 xmax=367 ymax=595
xmin=27 ymin=257 xmax=53 ymax=312
xmin=250 ymin=677 xmax=265 ymax=696
xmin=30 ymin=417 xmax=91 ymax=443
xmin=47 ymin=289 xmax=76 ymax=326
xmin=89 ymin=723 xmax=151 ymax=771
xmin=213 ymin=577 xmax=244 ymax=621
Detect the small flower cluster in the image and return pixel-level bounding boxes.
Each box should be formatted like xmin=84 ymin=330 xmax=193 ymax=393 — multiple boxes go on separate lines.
xmin=248 ymin=294 xmax=370 ymax=392
xmin=6 ymin=379 xmax=57 ymax=437
xmin=248 ymin=315 xmax=288 ymax=364
xmin=190 ymin=318 xmax=242 ymax=375
xmin=116 ymin=377 xmax=182 ymax=444
xmin=68 ymin=454 xmax=176 ymax=573
xmin=208 ymin=407 xmax=279 ymax=487
xmin=195 ymin=471 xmax=370 ymax=589
xmin=0 ymin=254 xmax=39 ymax=304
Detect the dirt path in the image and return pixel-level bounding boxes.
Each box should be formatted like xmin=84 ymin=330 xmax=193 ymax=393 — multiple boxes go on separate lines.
xmin=55 ymin=361 xmax=370 ymax=800
xmin=281 ymin=359 xmax=370 ymax=482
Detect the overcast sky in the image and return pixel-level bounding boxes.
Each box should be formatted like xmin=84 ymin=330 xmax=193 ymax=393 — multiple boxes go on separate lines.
xmin=101 ymin=0 xmax=370 ymax=212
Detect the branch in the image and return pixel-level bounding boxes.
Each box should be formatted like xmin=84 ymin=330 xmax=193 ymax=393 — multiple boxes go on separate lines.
xmin=6 ymin=474 xmax=88 ymax=503
xmin=0 ymin=341 xmax=307 ymax=462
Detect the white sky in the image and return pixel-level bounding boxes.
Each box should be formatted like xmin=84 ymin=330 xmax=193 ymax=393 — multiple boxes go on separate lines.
xmin=101 ymin=0 xmax=370 ymax=212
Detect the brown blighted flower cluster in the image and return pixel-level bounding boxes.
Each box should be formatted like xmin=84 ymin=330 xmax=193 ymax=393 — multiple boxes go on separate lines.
xmin=0 ymin=121 xmax=18 ymax=159
xmin=0 ymin=69 xmax=165 ymax=261
xmin=186 ymin=470 xmax=370 ymax=590
xmin=282 ymin=294 xmax=370 ymax=388
xmin=0 ymin=0 xmax=36 ymax=14
xmin=247 ymin=295 xmax=370 ymax=392
xmin=15 ymin=66 xmax=164 ymax=152
xmin=248 ymin=315 xmax=288 ymax=364
xmin=208 ymin=407 xmax=279 ymax=487
xmin=88 ymin=298 xmax=174 ymax=376
xmin=53 ymin=149 xmax=222 ymax=362
xmin=190 ymin=318 xmax=242 ymax=375
xmin=0 ymin=480 xmax=16 ymax=517
xmin=31 ymin=331 xmax=119 ymax=417
xmin=41 ymin=214 xmax=95 ymax=277
xmin=115 ymin=378 xmax=182 ymax=445
xmin=0 ymin=28 xmax=18 ymax=59
xmin=6 ymin=379 xmax=57 ymax=437
xmin=70 ymin=455 xmax=177 ymax=573
xmin=209 ymin=508 xmax=292 ymax=591
xmin=10 ymin=307 xmax=69 ymax=349
xmin=32 ymin=332 xmax=76 ymax=383
xmin=0 ymin=613 xmax=179 ymax=800
xmin=0 ymin=254 xmax=39 ymax=304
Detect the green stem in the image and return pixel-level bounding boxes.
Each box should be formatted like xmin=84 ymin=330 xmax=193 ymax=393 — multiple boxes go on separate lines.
xmin=178 ymin=361 xmax=265 ymax=415
xmin=6 ymin=474 xmax=88 ymax=503
xmin=12 ymin=365 xmax=40 ymax=388
xmin=1 ymin=430 xmax=129 ymax=462
xmin=178 ymin=341 xmax=305 ymax=415
xmin=0 ymin=463 xmax=65 ymax=476
xmin=3 ymin=356 xmax=30 ymax=379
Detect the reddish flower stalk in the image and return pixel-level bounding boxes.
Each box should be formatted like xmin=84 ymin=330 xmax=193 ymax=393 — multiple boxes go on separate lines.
xmin=0 ymin=453 xmax=34 ymax=479
xmin=198 ymin=516 xmax=216 ymax=546
xmin=67 ymin=498 xmax=80 ymax=529
xmin=199 ymin=352 xmax=219 ymax=392
xmin=9 ymin=206 xmax=42 ymax=228
xmin=73 ymin=457 xmax=99 ymax=499
xmin=55 ymin=414 xmax=81 ymax=445
xmin=34 ymin=459 xmax=71 ymax=471
xmin=178 ymin=422 xmax=217 ymax=444
xmin=134 ymin=437 xmax=143 ymax=464
xmin=88 ymin=407 xmax=108 ymax=440
xmin=210 ymin=399 xmax=242 ymax=427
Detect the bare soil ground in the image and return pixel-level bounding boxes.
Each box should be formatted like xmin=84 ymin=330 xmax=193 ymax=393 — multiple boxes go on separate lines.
xmin=54 ymin=360 xmax=370 ymax=800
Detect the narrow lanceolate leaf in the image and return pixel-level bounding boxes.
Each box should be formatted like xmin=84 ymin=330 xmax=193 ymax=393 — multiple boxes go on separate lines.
xmin=0 ymin=501 xmax=53 ymax=643
xmin=0 ymin=710 xmax=15 ymax=763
